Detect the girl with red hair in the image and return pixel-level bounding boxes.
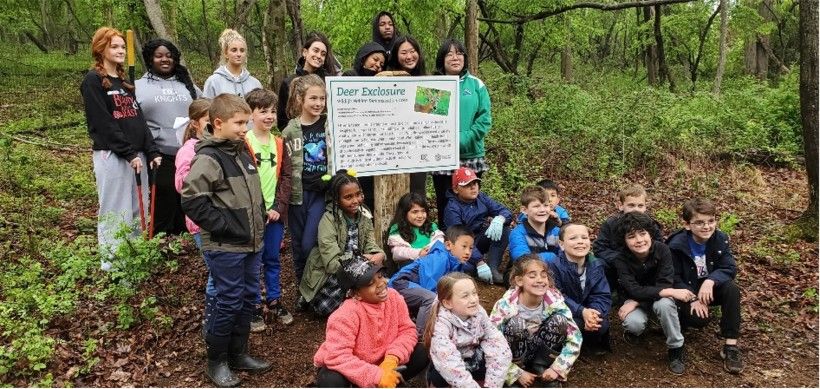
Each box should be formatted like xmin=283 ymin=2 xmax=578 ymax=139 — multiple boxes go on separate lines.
xmin=80 ymin=26 xmax=161 ymax=270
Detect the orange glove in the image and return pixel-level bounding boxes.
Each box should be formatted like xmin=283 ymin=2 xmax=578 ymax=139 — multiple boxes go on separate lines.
xmin=377 ymin=355 xmax=400 ymax=388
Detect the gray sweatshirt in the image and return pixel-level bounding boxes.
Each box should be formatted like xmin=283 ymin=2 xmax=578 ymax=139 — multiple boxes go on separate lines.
xmin=135 ymin=72 xmax=202 ymax=155
xmin=202 ymin=66 xmax=263 ymax=98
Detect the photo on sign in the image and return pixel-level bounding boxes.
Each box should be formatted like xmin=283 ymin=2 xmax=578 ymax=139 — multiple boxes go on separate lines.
xmin=414 ymin=86 xmax=450 ymax=116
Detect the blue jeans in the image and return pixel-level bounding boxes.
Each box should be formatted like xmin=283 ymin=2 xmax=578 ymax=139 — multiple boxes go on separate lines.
xmin=470 ymin=225 xmax=510 ymax=271
xmin=194 ymin=233 xmax=217 ymax=297
xmin=204 ymin=250 xmax=262 ymax=337
xmin=256 ymin=221 xmax=285 ymax=304
xmin=288 ymin=190 xmax=326 ymax=283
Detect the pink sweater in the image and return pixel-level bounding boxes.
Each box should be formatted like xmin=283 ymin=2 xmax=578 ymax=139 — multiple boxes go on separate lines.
xmin=174 ymin=138 xmax=200 ymax=235
xmin=313 ymin=288 xmax=417 ymax=387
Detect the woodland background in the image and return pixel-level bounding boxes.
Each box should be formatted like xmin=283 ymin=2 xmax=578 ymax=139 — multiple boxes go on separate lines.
xmin=0 ymin=0 xmax=817 ymax=386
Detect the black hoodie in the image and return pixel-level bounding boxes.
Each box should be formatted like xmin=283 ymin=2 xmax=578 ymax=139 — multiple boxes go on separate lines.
xmin=342 ymin=42 xmax=387 ymax=77
xmin=371 ymin=11 xmax=401 ymax=56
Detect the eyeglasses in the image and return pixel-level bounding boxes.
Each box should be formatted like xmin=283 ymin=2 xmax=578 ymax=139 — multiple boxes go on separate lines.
xmin=445 ymin=51 xmax=464 ymax=59
xmin=690 ymin=219 xmax=716 ymax=228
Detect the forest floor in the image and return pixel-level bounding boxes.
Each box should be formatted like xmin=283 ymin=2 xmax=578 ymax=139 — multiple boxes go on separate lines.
xmin=26 ymin=161 xmax=819 ymax=388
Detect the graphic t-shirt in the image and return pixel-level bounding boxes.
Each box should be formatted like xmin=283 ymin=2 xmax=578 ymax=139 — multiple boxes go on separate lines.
xmin=301 ymin=116 xmax=327 ymax=192
xmin=245 ymin=131 xmax=278 ymax=209
xmin=688 ymin=234 xmax=708 ymax=278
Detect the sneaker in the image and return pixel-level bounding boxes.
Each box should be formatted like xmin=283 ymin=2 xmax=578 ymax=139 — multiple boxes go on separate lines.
xmin=667 ymin=346 xmax=686 ymax=375
xmin=623 ymin=331 xmax=641 ymax=345
xmin=294 ymin=295 xmax=311 ymax=313
xmin=268 ymin=300 xmax=294 ymax=325
xmin=720 ymin=345 xmax=743 ymax=374
xmin=250 ymin=306 xmax=266 ymax=333
xmin=491 ymin=268 xmax=504 ymax=285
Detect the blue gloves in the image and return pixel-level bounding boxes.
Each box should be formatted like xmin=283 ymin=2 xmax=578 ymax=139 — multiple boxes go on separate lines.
xmin=476 ymin=263 xmax=492 ymax=284
xmin=485 ymin=216 xmax=506 ymax=241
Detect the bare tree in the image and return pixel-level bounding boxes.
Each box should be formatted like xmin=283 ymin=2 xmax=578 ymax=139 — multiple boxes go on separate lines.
xmin=143 ymin=0 xmax=171 ymax=40
xmin=286 ymin=0 xmax=304 ymax=61
xmin=466 ymin=0 xmax=479 ymax=74
xmin=262 ymin=0 xmax=289 ymax=90
xmin=713 ymin=0 xmax=728 ymax=94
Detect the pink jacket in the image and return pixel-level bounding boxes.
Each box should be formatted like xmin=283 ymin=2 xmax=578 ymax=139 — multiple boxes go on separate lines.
xmin=313 ymin=288 xmax=418 ymax=387
xmin=174 ymin=138 xmax=200 ymax=235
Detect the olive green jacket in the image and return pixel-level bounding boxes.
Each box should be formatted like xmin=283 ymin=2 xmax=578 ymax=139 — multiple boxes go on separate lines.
xmin=299 ymin=203 xmax=384 ymax=302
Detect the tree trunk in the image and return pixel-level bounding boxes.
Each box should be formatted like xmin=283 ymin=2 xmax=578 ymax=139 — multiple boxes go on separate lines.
xmin=286 ymin=0 xmax=304 ymax=62
xmin=644 ymin=6 xmax=658 ymax=85
xmin=797 ymin=0 xmax=819 ymax=240
xmin=232 ymin=0 xmax=257 ymax=30
xmin=653 ymin=4 xmax=675 ymax=91
xmin=63 ymin=0 xmax=92 ymax=41
xmin=713 ymin=0 xmax=728 ymax=94
xmin=143 ymin=0 xmax=171 ymax=40
xmin=262 ymin=0 xmax=289 ymax=90
xmin=561 ymin=44 xmax=573 ymax=82
xmin=24 ymin=31 xmax=49 ymax=53
xmin=465 ymin=0 xmax=479 ymax=74
xmin=745 ymin=0 xmax=774 ymax=79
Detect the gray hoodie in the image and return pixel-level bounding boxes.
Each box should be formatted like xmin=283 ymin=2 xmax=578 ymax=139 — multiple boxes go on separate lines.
xmin=135 ymin=72 xmax=202 ymax=155
xmin=202 ymin=66 xmax=263 ymax=98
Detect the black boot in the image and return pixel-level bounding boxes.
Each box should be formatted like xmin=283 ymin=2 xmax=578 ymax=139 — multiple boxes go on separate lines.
xmin=667 ymin=345 xmax=686 ymax=375
xmin=228 ymin=328 xmax=271 ymax=373
xmin=205 ymin=334 xmax=240 ymax=387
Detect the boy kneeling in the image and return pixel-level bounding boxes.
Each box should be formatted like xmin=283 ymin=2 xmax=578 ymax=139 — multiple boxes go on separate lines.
xmin=667 ymin=198 xmax=742 ymax=373
xmin=614 ymin=212 xmax=695 ymax=375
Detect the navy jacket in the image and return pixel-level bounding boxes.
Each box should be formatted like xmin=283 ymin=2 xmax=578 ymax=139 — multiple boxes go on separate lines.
xmin=443 ymin=190 xmax=512 ymax=235
xmin=613 ymin=241 xmax=675 ymax=310
xmin=593 ymin=212 xmax=664 ymax=269
xmin=549 ymin=252 xmax=611 ymax=322
xmin=666 ymin=228 xmax=736 ymax=292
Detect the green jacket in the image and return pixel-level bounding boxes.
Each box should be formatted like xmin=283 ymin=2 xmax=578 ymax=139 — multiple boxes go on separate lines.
xmin=281 ymin=116 xmax=332 ymax=205
xmin=458 ymin=71 xmax=492 ymax=160
xmin=180 ymin=133 xmax=266 ymax=253
xmin=299 ymin=203 xmax=384 ymax=302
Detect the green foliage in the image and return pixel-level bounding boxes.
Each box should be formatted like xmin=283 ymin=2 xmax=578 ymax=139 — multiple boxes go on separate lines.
xmin=654 ymin=207 xmax=681 ymax=231
xmin=718 ymin=212 xmax=741 ymax=235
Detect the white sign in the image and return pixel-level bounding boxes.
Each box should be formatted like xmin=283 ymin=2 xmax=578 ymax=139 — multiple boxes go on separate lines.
xmin=326 ymin=76 xmax=460 ymax=177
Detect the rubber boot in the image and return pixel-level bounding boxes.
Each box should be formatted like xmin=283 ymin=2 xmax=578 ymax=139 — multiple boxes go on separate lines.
xmin=205 ymin=334 xmax=240 ymax=387
xmin=229 ymin=318 xmax=271 ymax=373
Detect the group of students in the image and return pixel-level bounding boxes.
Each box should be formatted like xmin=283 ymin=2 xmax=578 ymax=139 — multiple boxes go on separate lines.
xmin=79 ymin=14 xmax=744 ymax=388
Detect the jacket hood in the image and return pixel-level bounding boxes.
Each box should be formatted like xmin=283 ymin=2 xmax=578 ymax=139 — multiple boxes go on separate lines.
xmin=322 ymin=199 xmax=374 ymax=220
xmin=371 ymin=11 xmax=400 ymax=51
xmin=666 ymin=228 xmax=692 ymax=252
xmin=214 ymin=65 xmax=252 ymax=83
xmin=352 ymin=42 xmax=387 ymax=76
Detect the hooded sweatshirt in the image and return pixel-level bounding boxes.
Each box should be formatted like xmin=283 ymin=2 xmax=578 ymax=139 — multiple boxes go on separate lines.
xmin=202 ymin=65 xmax=262 ymax=98
xmin=277 ymin=57 xmax=329 ymax=130
xmin=372 ymin=11 xmax=401 ymax=56
xmin=342 ymin=42 xmax=387 ymax=77
xmin=135 ymin=72 xmax=201 ymax=155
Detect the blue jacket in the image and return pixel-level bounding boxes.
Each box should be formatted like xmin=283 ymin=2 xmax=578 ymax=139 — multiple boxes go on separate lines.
xmin=549 ymin=252 xmax=611 ymax=322
xmin=666 ymin=228 xmax=736 ymax=292
xmin=443 ymin=190 xmax=512 ymax=235
xmin=388 ymin=240 xmax=464 ymax=291
xmin=509 ymin=216 xmax=560 ymax=262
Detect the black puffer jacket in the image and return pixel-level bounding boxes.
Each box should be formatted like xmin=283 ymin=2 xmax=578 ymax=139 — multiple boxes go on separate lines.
xmin=667 ymin=228 xmax=736 ymax=292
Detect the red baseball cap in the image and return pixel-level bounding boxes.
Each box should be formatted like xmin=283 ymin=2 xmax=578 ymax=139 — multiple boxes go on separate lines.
xmin=452 ymin=167 xmax=481 ymax=188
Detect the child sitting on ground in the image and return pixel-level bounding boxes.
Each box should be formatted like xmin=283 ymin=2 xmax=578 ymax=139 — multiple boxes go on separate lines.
xmin=313 ymin=255 xmax=428 ymax=387
xmin=299 ymin=170 xmax=385 ymax=316
xmin=424 ymin=272 xmax=512 ymax=388
xmin=509 ymin=186 xmax=562 ymax=265
xmin=443 ymin=167 xmax=512 ymax=285
xmin=667 ymin=198 xmax=743 ymax=374
xmin=614 ymin=212 xmax=695 ymax=375
xmin=490 ymin=254 xmax=582 ymax=387
xmin=181 ymin=93 xmax=270 ymax=387
xmin=593 ymin=183 xmax=664 ymax=289
xmin=387 ymin=192 xmax=445 ymax=269
xmin=389 ymin=225 xmax=475 ymax=335
xmin=244 ymin=88 xmax=294 ymax=331
xmin=549 ymin=223 xmax=612 ymax=354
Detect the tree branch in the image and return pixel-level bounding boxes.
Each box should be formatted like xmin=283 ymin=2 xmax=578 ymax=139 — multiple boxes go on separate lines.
xmin=478 ymin=0 xmax=698 ymax=24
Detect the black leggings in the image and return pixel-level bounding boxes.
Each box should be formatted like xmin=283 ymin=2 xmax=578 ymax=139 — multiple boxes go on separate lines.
xmin=316 ymin=343 xmax=429 ymax=387
xmin=677 ymin=279 xmax=741 ymax=339
xmin=150 ymin=152 xmax=186 ymax=235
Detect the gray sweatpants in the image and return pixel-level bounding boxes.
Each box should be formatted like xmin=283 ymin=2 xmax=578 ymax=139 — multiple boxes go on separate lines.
xmin=93 ymin=150 xmax=149 ymax=266
xmin=622 ymin=297 xmax=684 ymax=348
xmin=397 ymin=287 xmax=437 ymax=337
